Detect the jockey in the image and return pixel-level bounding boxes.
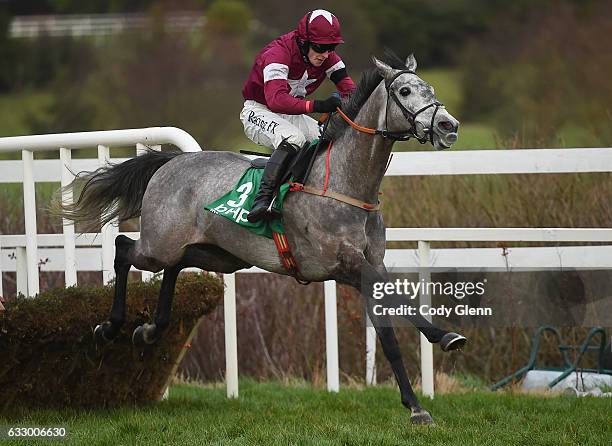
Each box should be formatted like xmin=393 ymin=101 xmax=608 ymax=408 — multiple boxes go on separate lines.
xmin=241 ymin=9 xmax=356 ymax=223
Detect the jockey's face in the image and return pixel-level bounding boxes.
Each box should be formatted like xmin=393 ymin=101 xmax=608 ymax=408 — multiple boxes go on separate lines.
xmin=308 ymin=47 xmax=329 ymax=67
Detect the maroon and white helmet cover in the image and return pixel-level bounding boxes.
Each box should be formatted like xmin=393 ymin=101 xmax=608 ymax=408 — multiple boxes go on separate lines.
xmin=297 ymin=9 xmax=344 ymax=44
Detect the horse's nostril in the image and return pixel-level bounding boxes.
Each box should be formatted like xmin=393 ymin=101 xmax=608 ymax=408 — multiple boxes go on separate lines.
xmin=438 ymin=120 xmax=454 ymax=132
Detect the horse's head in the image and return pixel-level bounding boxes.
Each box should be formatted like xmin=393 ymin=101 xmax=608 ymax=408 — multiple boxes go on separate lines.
xmin=373 ymin=55 xmax=459 ymax=150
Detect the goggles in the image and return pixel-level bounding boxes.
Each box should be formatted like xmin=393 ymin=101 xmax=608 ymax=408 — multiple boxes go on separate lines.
xmin=310 ymin=42 xmax=337 ymax=54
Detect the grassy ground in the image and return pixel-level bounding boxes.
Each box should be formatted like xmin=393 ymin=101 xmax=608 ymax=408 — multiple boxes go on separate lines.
xmin=0 ymin=90 xmax=53 ymax=138
xmin=1 ymin=380 xmax=609 ymax=445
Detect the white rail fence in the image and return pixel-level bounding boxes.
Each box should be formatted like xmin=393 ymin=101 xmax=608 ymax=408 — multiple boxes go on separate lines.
xmin=1 ymin=129 xmax=612 ymax=399
xmin=9 ymin=13 xmax=206 ymax=39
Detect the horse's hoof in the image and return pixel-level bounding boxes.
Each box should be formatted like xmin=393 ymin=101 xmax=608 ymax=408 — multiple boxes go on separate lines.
xmin=93 ymin=322 xmax=115 ymax=344
xmin=410 ymin=409 xmax=434 ymax=425
xmin=132 ymin=323 xmax=157 ymax=346
xmin=440 ymin=332 xmax=467 ymax=352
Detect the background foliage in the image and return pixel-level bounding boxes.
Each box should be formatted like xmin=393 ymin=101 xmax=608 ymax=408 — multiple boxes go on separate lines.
xmin=1 ymin=0 xmax=611 ymax=147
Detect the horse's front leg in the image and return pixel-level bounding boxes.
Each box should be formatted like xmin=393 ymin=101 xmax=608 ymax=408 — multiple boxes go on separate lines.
xmin=370 ymin=262 xmax=467 ymax=350
xmin=364 ymin=216 xmax=465 ymax=349
xmin=368 ymin=313 xmax=434 ymax=424
xmin=340 ymin=257 xmax=434 ymax=424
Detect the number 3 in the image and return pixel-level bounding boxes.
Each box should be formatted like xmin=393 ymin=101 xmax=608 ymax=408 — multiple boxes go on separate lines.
xmin=227 ymin=181 xmax=253 ymax=208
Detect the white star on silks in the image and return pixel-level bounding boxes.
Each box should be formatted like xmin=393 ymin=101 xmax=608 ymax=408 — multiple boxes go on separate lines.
xmin=287 ymin=70 xmax=318 ymax=98
xmin=310 ymin=9 xmax=334 ymax=25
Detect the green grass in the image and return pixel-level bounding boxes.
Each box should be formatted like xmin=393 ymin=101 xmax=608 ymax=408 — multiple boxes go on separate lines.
xmin=1 ymin=380 xmax=609 ymax=445
xmin=419 ymin=69 xmax=463 ymax=114
xmin=452 ymin=123 xmax=497 ymax=149
xmin=395 ymin=122 xmax=497 ymax=151
xmin=0 ymin=90 xmax=53 ymax=138
xmin=0 ymin=89 xmax=55 ymax=161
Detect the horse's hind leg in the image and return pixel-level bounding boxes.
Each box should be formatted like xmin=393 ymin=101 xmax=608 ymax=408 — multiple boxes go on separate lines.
xmin=94 ymin=235 xmax=135 ymax=343
xmin=132 ymin=264 xmax=181 ymax=345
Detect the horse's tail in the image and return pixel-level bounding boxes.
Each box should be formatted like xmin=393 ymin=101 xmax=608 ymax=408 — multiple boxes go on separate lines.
xmin=51 ymin=149 xmax=185 ymax=232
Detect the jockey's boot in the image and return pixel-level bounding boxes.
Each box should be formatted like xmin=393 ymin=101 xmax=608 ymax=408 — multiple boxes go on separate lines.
xmin=247 ymin=140 xmax=298 ymax=223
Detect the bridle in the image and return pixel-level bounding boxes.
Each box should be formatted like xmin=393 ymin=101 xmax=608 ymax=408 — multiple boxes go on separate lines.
xmin=384 ymin=70 xmax=444 ymax=144
xmin=333 ymin=70 xmax=445 ymax=145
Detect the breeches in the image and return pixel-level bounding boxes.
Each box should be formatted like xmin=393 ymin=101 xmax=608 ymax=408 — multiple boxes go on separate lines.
xmin=240 ymin=100 xmax=320 ymax=150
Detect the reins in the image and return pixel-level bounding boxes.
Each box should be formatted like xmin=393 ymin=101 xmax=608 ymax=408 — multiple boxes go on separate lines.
xmin=334 ymin=108 xmax=377 ymax=136
xmin=334 ymin=106 xmax=417 ymax=141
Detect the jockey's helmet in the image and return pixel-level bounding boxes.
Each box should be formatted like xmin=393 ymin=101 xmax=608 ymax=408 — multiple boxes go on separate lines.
xmin=297 ymin=9 xmax=344 ymax=46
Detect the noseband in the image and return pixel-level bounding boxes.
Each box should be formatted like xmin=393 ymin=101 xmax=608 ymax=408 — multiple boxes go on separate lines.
xmin=383 ymin=70 xmax=443 ymax=143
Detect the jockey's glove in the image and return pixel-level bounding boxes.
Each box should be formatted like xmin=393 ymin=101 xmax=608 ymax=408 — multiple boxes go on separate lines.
xmin=313 ymin=95 xmax=342 ymax=113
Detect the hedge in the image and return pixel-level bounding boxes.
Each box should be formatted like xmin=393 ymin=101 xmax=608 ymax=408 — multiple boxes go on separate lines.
xmin=0 ymin=272 xmax=223 ymax=409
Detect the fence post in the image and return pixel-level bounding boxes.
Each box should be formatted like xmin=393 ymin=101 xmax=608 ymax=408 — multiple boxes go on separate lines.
xmin=324 ymin=280 xmax=340 ymax=392
xmin=60 ymin=147 xmax=77 ymax=287
xmin=15 ymin=247 xmax=28 ymax=296
xmin=418 ymin=240 xmax=434 ymax=398
xmin=224 ymin=273 xmax=239 ymax=398
xmin=366 ymin=317 xmax=377 ymax=385
xmin=98 ymin=145 xmax=118 ymax=285
xmin=22 ymin=149 xmax=39 ymax=297
xmin=141 ymin=271 xmax=155 ymax=282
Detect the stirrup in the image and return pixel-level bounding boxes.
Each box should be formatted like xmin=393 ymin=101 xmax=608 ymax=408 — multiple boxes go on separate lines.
xmin=268 ymin=196 xmax=282 ymax=220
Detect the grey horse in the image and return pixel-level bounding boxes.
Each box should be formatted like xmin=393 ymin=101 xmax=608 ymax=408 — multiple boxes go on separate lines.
xmin=56 ymin=55 xmax=465 ymax=424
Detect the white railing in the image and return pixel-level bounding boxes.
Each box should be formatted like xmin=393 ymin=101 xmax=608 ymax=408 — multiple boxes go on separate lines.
xmin=2 ymin=132 xmax=612 ymax=399
xmin=9 ymin=13 xmax=206 ymax=38
xmin=0 ymin=127 xmax=201 ymax=296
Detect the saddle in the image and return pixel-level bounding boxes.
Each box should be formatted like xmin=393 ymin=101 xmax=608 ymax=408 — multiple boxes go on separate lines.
xmin=243 ymin=138 xmax=326 ymax=186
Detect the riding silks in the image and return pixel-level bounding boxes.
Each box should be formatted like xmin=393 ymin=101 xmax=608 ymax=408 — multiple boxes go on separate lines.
xmin=204 ymin=167 xmax=292 ymax=239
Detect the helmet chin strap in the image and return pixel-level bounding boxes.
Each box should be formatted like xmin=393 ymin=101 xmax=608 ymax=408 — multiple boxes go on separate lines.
xmin=306 ymin=11 xmax=311 ymax=40
xmin=299 ymin=11 xmax=313 ymax=66
xmin=297 ymin=37 xmax=311 ymax=65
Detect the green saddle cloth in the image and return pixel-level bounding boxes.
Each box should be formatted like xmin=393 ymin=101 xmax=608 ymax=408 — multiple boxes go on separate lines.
xmin=204 ymin=166 xmax=293 ymax=239
xmin=204 ymin=140 xmax=320 ymax=239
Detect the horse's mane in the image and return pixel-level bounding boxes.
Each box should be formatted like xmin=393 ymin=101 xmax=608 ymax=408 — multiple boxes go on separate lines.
xmin=323 ymin=51 xmax=408 ymax=141
xmin=323 ymin=67 xmax=381 ymax=141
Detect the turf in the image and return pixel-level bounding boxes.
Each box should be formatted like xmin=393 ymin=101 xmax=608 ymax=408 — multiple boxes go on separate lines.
xmin=0 ymin=90 xmax=53 ymax=139
xmin=0 ymin=380 xmax=609 ymax=445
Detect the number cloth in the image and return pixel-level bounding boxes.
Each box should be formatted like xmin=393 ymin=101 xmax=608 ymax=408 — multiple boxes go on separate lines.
xmin=204 ymin=167 xmax=293 ymax=239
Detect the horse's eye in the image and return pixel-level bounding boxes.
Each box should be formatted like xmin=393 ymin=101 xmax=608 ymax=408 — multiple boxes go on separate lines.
xmin=399 ymin=87 xmax=411 ymax=97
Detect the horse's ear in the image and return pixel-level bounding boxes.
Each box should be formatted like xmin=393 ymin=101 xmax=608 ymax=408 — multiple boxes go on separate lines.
xmin=405 ymin=54 xmax=417 ymax=71
xmin=372 ymin=56 xmax=394 ymax=78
